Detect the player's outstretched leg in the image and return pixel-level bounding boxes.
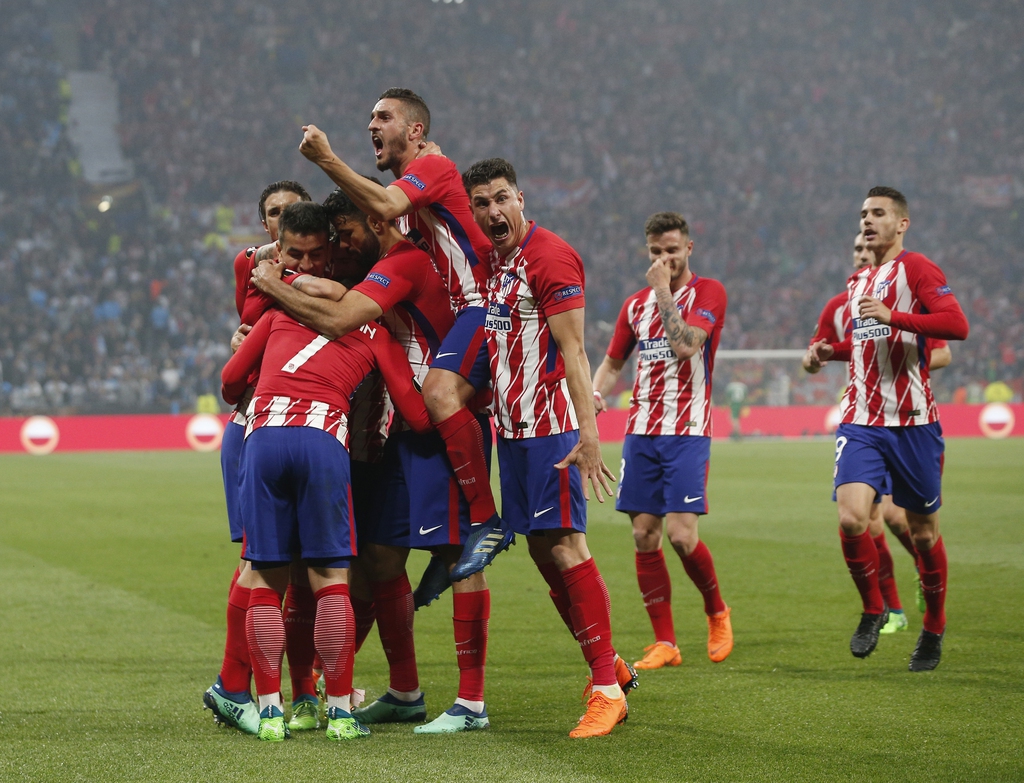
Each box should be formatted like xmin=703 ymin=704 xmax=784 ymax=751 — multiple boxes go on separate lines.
xmin=246 ymin=586 xmax=291 ymax=741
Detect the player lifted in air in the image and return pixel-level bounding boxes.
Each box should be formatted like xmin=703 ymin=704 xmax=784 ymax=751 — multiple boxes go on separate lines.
xmin=466 ymin=158 xmax=638 ymax=738
xmin=221 ymin=202 xmax=433 ymax=742
xmin=593 ymin=212 xmax=734 ymax=669
xmin=804 ymin=231 xmax=952 ymax=635
xmin=808 ymin=187 xmax=969 ymax=670
xmin=295 ymin=88 xmax=512 ymax=574
xmin=252 ymin=186 xmax=494 ymax=733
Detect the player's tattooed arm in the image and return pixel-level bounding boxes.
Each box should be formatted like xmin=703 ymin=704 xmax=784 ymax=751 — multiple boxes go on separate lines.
xmin=253 ymin=241 xmax=279 ymax=262
xmin=653 ymin=286 xmax=707 ymax=360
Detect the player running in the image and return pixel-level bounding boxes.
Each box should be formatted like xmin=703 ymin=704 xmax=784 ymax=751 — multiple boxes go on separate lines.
xmin=593 ymin=212 xmax=734 ymax=669
xmin=465 ymin=158 xmax=637 ymax=738
xmin=252 ymin=187 xmax=494 ymax=733
xmin=221 ymin=202 xmax=433 ymax=742
xmin=296 ymin=89 xmax=511 ymax=573
xmin=804 ymin=232 xmax=952 ymax=635
xmin=204 ymin=180 xmax=313 ymax=735
xmin=808 ymin=187 xmax=969 ymax=670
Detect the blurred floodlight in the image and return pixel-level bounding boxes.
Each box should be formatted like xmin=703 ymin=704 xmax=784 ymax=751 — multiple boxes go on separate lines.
xmin=98 ymin=196 xmax=113 ymax=213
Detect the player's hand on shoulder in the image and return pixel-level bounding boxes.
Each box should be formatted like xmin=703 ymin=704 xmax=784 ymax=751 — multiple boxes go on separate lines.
xmin=646 ymin=258 xmax=671 ymax=290
xmin=554 ymin=436 xmax=616 ymax=502
xmin=252 ymin=258 xmax=286 ymax=292
xmin=858 ymin=295 xmax=892 ymax=324
xmin=230 ymin=323 xmax=251 ymax=354
xmin=415 ymin=141 xmax=444 ymax=159
xmin=299 ymin=124 xmax=334 ymax=165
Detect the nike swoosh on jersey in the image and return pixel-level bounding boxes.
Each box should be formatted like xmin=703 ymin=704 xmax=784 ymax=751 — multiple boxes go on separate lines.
xmin=419 ymin=524 xmax=443 ymax=535
xmin=435 ymin=352 xmax=458 ymax=358
xmin=533 ymin=507 xmax=555 ymax=518
xmin=924 ymin=496 xmax=939 ymax=508
xmin=683 ymin=495 xmax=703 ymax=503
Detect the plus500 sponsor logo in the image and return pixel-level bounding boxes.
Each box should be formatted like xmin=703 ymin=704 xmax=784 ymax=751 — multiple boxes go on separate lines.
xmin=852 ymin=317 xmax=892 ymax=341
xmin=486 ymin=302 xmax=512 ymax=332
xmin=638 ymin=337 xmax=674 ymax=361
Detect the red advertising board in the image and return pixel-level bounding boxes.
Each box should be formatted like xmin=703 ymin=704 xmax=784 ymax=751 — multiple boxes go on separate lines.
xmin=0 ymin=404 xmax=1019 ymax=455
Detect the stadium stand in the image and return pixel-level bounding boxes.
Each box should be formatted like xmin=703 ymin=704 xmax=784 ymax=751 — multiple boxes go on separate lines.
xmin=1 ymin=0 xmax=1020 ymax=414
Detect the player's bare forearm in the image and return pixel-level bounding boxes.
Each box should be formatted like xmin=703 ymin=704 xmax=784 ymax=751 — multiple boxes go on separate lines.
xmin=653 ymin=286 xmax=706 ymax=360
xmin=592 ymin=355 xmax=625 ymax=413
xmin=548 ymin=308 xmax=616 ymax=499
xmin=254 ymin=241 xmax=278 ymax=262
xmin=291 ymin=275 xmax=348 ymax=302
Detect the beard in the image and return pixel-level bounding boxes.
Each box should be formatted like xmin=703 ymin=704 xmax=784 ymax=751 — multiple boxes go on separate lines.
xmin=376 ymin=136 xmax=407 ymax=172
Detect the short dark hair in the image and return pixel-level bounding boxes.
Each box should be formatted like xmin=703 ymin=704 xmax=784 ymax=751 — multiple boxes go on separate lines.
xmin=322 ymin=177 xmax=383 ymax=223
xmin=462 ymin=158 xmax=519 ymax=195
xmin=378 ymin=88 xmax=430 ymax=137
xmin=258 ymin=180 xmax=311 ymax=222
xmin=866 ymin=186 xmax=909 ymax=217
xmin=644 ymin=211 xmax=689 ymax=238
xmin=277 ymin=201 xmax=329 ymax=242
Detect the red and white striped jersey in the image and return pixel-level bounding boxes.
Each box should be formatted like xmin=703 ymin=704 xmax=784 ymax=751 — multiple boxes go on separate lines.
xmin=352 ymin=240 xmax=454 ymax=387
xmin=485 ymin=222 xmax=585 ymax=439
xmin=607 ymin=275 xmax=727 ymax=437
xmin=221 ymin=310 xmax=430 ymax=444
xmin=837 ymin=250 xmax=968 ymax=427
xmin=391 ymin=155 xmax=495 ymax=312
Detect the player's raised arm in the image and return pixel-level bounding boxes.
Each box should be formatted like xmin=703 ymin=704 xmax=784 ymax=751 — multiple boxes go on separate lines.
xmin=549 ymin=307 xmax=616 ymax=501
xmin=299 ymin=124 xmax=412 ymax=222
xmin=646 ymin=258 xmax=708 ymax=361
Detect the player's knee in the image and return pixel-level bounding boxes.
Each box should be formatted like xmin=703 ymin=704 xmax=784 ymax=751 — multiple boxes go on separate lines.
xmin=910 ymin=528 xmax=937 ymax=552
xmin=667 ymin=529 xmax=698 ymax=557
xmin=632 ymin=527 xmax=661 ymax=552
xmin=837 ymin=509 xmax=869 ymax=536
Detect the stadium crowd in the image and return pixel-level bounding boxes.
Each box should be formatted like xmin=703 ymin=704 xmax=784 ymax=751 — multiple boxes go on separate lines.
xmin=2 ymin=0 xmax=1021 ymax=414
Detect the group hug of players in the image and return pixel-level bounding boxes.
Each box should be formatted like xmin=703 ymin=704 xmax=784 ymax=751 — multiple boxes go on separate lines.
xmin=202 ymin=88 xmax=968 ymax=743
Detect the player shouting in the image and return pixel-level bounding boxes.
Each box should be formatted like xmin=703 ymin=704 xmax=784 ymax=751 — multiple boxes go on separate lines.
xmin=465 ymin=158 xmax=636 ymax=738
xmin=593 ymin=212 xmax=734 ymax=669
xmin=221 ymin=202 xmax=433 ymax=742
xmin=804 ymin=231 xmax=952 ymax=635
xmin=808 ymin=187 xmax=969 ymax=670
xmin=296 ymin=89 xmax=511 ymax=572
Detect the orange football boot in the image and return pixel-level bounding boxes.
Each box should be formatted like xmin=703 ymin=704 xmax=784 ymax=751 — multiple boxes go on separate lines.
xmin=633 ymin=642 xmax=682 ymax=670
xmin=707 ymin=607 xmax=733 ymax=662
xmin=569 ymin=691 xmax=628 ymax=738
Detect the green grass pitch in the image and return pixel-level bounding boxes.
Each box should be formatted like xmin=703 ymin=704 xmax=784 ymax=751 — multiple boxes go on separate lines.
xmin=1 ymin=438 xmax=1022 ymax=782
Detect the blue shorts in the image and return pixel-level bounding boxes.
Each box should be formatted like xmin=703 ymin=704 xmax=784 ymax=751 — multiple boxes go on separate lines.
xmin=429 ymin=306 xmax=491 ymax=391
xmin=498 ymin=431 xmax=586 ymax=536
xmin=220 ymin=419 xmax=245 ymax=542
xmin=373 ymin=417 xmax=492 ymax=549
xmin=239 ymin=427 xmax=355 ymax=567
xmin=616 ymin=434 xmax=710 ymax=516
xmin=833 ymin=422 xmax=944 ymax=515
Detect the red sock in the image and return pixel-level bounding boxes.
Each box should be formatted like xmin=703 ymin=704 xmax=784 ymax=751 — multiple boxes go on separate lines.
xmin=246 ymin=587 xmax=285 ymax=698
xmin=351 ymin=596 xmax=377 ymax=653
xmin=635 ymin=549 xmax=675 ymax=644
xmin=873 ymin=534 xmax=903 ymax=611
xmin=915 ymin=536 xmax=947 ymax=634
xmin=561 ymin=558 xmax=616 ymax=687
xmin=681 ymin=541 xmax=727 ymax=615
xmin=453 ymin=589 xmax=489 ymax=702
xmin=536 ymin=561 xmax=575 ymax=636
xmin=283 ymin=584 xmax=317 ymax=700
xmin=435 ymin=407 xmax=497 ymax=524
xmin=219 ymin=582 xmax=252 ymax=693
xmin=314 ymin=584 xmax=354 ymax=698
xmin=894 ymin=528 xmax=920 ymax=565
xmin=371 ymin=574 xmax=419 ymax=693
xmin=840 ymin=528 xmax=885 ymax=614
